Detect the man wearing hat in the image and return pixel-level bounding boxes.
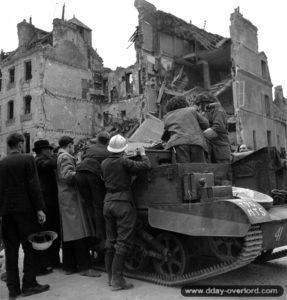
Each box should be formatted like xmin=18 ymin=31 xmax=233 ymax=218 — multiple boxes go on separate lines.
xmin=33 ymin=140 xmax=61 ymax=274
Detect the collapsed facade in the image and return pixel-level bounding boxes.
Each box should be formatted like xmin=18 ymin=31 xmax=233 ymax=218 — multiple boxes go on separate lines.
xmin=0 ymin=0 xmax=286 ymax=155
xmin=0 ymin=15 xmax=103 ymax=154
xmin=99 ymin=0 xmax=287 ymax=156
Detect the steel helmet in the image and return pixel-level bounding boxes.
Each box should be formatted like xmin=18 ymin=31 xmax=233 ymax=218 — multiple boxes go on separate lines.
xmin=107 ymin=134 xmax=128 ymax=153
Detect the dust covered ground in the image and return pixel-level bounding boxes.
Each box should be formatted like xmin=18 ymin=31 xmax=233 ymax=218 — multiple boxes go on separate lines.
xmin=1 ymin=248 xmax=287 ymax=300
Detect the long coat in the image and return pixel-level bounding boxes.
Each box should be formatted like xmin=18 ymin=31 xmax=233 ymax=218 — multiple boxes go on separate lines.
xmin=57 ymin=149 xmax=95 ymax=242
xmin=0 ymin=151 xmax=45 ymax=216
xmin=205 ymin=103 xmax=231 ymax=162
xmin=76 ymin=142 xmax=110 ymax=239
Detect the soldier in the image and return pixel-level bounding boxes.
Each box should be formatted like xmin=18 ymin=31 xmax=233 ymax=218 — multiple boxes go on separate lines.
xmin=101 ymin=135 xmax=151 ymax=291
xmin=162 ymin=96 xmax=209 ymax=163
xmin=195 ymin=92 xmax=231 ymax=164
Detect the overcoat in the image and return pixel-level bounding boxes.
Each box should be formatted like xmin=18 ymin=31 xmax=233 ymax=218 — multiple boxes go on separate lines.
xmin=57 ymin=149 xmax=95 ymax=242
xmin=205 ymin=103 xmax=231 ymax=162
xmin=0 ymin=151 xmax=45 ymax=216
xmin=76 ymin=142 xmax=110 ymax=239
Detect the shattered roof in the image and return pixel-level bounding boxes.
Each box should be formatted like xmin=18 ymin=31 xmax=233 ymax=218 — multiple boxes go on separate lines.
xmin=69 ymin=17 xmax=91 ymax=31
xmin=156 ymin=10 xmax=224 ymax=50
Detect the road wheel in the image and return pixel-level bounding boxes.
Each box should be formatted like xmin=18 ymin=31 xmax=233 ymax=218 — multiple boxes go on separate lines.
xmin=152 ymin=232 xmax=189 ymax=277
xmin=208 ymin=236 xmax=243 ymax=261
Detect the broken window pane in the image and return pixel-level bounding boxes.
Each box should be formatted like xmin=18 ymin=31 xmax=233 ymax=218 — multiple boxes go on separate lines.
xmin=25 ymin=61 xmax=32 ymax=81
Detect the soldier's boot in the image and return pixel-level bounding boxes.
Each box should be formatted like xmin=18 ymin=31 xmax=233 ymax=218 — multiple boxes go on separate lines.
xmin=111 ymin=254 xmax=133 ymax=291
xmin=105 ymin=249 xmax=114 ymax=286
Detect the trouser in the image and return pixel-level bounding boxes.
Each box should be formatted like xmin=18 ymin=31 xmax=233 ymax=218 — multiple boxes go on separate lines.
xmin=174 ymin=145 xmax=207 ymax=163
xmin=76 ymin=172 xmax=106 ymax=239
xmin=103 ymin=201 xmax=136 ymax=256
xmin=2 ymin=213 xmax=39 ymax=292
xmin=62 ymin=238 xmax=91 ymax=272
xmin=39 ymin=205 xmax=61 ymax=268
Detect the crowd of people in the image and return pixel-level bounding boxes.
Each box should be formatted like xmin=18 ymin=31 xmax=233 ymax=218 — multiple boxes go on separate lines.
xmin=0 ymin=131 xmax=151 ymax=299
xmin=0 ymin=92 xmax=248 ymax=299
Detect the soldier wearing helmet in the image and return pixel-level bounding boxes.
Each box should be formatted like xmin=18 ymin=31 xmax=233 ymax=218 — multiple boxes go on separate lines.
xmin=195 ymin=92 xmax=231 ymax=164
xmin=101 ymin=134 xmax=151 ymax=291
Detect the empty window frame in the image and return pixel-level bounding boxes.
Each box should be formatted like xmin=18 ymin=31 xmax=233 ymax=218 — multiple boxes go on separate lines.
xmin=267 ymin=130 xmax=271 ymax=147
xmin=121 ymin=110 xmax=126 ymax=118
xmin=264 ymin=95 xmax=270 ymax=117
xmin=9 ymin=67 xmax=15 ymax=84
xmin=24 ymin=95 xmax=32 ymax=114
xmin=7 ymin=100 xmax=14 ymax=120
xmin=25 ymin=61 xmax=32 ymax=81
xmin=261 ymin=60 xmax=268 ymax=80
xmin=0 ymin=70 xmax=2 ymax=91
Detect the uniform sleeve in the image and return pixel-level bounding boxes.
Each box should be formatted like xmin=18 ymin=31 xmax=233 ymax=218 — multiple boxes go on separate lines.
xmin=123 ymin=156 xmax=151 ymax=175
xmin=58 ymin=155 xmax=76 ymax=185
xmin=195 ymin=111 xmax=209 ymax=130
xmin=26 ymin=156 xmax=46 ymax=211
xmin=211 ymin=110 xmax=227 ymax=134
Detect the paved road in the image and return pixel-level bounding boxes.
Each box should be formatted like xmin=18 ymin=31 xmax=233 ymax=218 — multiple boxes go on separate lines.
xmin=1 ymin=252 xmax=287 ymax=300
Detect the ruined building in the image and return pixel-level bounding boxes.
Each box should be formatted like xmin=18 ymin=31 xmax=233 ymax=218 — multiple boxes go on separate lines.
xmin=1 ymin=1 xmax=287 ymax=155
xmin=0 ymin=15 xmax=103 ymax=154
xmin=98 ymin=0 xmax=287 ymax=155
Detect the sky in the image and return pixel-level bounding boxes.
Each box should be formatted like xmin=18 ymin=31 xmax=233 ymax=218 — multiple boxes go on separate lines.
xmin=1 ymin=0 xmax=286 ymax=96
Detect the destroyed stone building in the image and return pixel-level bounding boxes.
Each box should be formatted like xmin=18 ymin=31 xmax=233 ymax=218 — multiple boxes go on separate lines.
xmin=98 ymin=0 xmax=287 ymax=155
xmin=1 ymin=0 xmax=287 ymax=155
xmin=0 ymin=15 xmax=103 ymax=154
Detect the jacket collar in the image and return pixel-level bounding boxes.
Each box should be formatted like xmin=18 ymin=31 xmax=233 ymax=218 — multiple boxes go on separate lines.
xmin=8 ymin=149 xmax=22 ymax=155
xmin=58 ymin=148 xmax=74 ymax=159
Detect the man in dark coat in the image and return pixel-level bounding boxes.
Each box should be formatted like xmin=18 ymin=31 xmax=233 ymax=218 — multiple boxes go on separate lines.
xmin=101 ymin=134 xmax=151 ymax=291
xmin=57 ymin=136 xmax=100 ymax=277
xmin=33 ymin=139 xmax=61 ymax=274
xmin=0 ymin=133 xmax=49 ymax=299
xmin=162 ymin=96 xmax=209 ymax=163
xmin=76 ymin=131 xmax=110 ymax=242
xmin=195 ymin=93 xmax=231 ymax=164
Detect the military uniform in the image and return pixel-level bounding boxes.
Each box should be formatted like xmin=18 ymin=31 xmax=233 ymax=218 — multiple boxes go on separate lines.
xmin=204 ymin=103 xmax=231 ymax=163
xmin=101 ymin=153 xmax=151 ymax=255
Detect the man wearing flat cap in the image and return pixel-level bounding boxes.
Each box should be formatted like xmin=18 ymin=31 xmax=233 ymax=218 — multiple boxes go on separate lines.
xmin=33 ymin=140 xmax=61 ymax=274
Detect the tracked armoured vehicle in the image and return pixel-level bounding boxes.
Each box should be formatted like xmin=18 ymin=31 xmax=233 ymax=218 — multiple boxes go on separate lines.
xmin=121 ymin=147 xmax=287 ymax=286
